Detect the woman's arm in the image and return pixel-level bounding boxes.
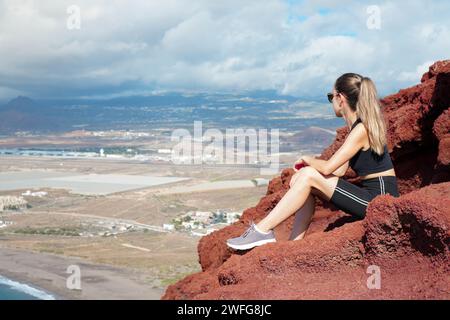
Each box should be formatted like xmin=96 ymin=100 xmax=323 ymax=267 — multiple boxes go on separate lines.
xmin=299 ymin=157 xmax=347 ymax=176
xmin=300 ymin=125 xmax=366 ymax=176
xmin=331 ymin=160 xmax=349 ymax=177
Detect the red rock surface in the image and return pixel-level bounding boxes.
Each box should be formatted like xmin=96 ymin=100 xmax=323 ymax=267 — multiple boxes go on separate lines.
xmin=162 ymin=61 xmax=450 ymax=300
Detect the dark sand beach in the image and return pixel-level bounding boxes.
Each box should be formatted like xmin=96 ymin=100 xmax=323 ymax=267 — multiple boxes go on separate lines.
xmin=0 ymin=247 xmax=164 ymax=300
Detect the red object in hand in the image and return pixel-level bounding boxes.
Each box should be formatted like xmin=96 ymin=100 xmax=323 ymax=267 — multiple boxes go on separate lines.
xmin=294 ymin=162 xmax=306 ymax=170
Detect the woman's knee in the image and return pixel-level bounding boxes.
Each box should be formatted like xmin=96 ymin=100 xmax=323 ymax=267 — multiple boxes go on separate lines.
xmin=300 ymin=166 xmax=320 ymax=177
xmin=289 ymin=172 xmax=299 ymax=188
xmin=290 ymin=167 xmax=317 ymax=188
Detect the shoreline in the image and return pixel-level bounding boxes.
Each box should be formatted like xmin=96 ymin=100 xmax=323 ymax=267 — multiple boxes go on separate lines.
xmin=0 ymin=247 xmax=165 ymax=300
xmin=0 ymin=274 xmax=57 ymax=300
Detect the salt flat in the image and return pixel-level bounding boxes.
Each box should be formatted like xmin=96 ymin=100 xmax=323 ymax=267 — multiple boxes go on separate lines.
xmin=158 ymin=179 xmax=256 ymax=194
xmin=0 ymin=171 xmax=189 ymax=195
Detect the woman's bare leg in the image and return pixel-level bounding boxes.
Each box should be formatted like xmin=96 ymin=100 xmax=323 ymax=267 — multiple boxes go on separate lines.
xmin=289 ymin=193 xmax=316 ymax=240
xmin=256 ymin=174 xmax=312 ymax=233
xmin=256 ymin=167 xmax=338 ymax=234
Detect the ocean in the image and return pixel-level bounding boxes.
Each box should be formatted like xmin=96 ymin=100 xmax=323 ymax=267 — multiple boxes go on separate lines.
xmin=0 ymin=275 xmax=55 ymax=300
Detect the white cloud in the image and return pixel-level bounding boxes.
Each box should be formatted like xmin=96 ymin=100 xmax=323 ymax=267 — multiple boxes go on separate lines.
xmin=0 ymin=0 xmax=449 ymax=99
xmin=397 ymin=60 xmax=435 ymax=82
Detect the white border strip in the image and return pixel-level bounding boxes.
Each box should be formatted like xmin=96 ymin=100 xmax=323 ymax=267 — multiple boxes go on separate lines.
xmin=378 ymin=176 xmax=385 ymax=194
xmin=335 ymin=186 xmax=369 ymax=206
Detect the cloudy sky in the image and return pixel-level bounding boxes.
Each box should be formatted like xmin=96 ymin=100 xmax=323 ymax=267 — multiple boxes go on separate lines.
xmin=0 ymin=0 xmax=449 ymax=100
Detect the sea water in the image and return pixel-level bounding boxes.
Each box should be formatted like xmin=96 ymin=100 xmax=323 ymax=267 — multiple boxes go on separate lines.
xmin=0 ymin=275 xmax=55 ymax=300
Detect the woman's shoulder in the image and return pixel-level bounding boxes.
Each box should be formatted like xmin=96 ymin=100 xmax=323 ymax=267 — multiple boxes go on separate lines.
xmin=349 ymin=122 xmax=370 ymax=150
xmin=350 ymin=122 xmax=368 ymax=137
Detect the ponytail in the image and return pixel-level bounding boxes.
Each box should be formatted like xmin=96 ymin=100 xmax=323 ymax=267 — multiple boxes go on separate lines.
xmin=356 ymin=77 xmax=387 ymax=155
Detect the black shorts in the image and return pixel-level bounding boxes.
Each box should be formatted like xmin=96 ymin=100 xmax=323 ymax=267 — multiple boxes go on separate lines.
xmin=329 ymin=175 xmax=400 ymax=219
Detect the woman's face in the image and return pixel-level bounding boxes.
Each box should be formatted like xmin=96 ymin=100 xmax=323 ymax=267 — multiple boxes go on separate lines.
xmin=331 ymin=88 xmax=344 ymax=117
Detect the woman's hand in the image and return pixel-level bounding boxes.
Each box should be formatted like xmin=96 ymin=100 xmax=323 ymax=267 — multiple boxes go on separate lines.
xmin=293 ymin=155 xmax=313 ymax=172
xmin=300 ymin=155 xmax=314 ymax=166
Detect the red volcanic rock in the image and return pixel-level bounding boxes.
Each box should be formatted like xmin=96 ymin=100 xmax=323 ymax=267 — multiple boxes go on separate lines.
xmin=162 ymin=61 xmax=450 ymax=300
xmin=381 ymin=60 xmax=450 ymax=190
xmin=363 ymin=183 xmax=450 ymax=260
xmin=434 ymin=109 xmax=450 ymax=166
xmin=434 ymin=108 xmax=450 ymax=141
xmin=197 ymin=174 xmax=295 ymax=271
xmin=421 ymin=60 xmax=450 ymax=82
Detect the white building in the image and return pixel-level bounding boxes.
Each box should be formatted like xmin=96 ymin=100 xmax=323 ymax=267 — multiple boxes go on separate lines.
xmin=206 ymin=228 xmax=218 ymax=235
xmin=22 ymin=190 xmax=48 ymax=197
xmin=194 ymin=211 xmax=212 ymax=224
xmin=181 ymin=221 xmax=196 ymax=229
xmin=0 ymin=196 xmax=28 ymax=212
xmin=226 ymin=212 xmax=242 ymax=224
xmin=163 ymin=224 xmax=175 ymax=231
xmin=0 ymin=220 xmax=13 ymax=228
xmin=252 ymin=178 xmax=270 ymax=186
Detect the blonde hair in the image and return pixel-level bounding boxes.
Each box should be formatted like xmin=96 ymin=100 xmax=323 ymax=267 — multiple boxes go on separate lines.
xmin=335 ymin=73 xmax=387 ymax=155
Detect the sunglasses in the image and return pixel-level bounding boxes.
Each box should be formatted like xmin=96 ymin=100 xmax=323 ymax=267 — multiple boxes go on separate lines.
xmin=327 ymin=93 xmax=334 ymax=103
xmin=327 ymin=92 xmax=341 ymax=103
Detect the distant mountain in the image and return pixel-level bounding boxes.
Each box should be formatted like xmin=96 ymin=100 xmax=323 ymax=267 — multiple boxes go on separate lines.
xmin=1 ymin=96 xmax=37 ymax=112
xmin=0 ymin=96 xmax=64 ymax=134
xmin=281 ymin=126 xmax=337 ymax=153
xmin=0 ymin=92 xmax=338 ymax=135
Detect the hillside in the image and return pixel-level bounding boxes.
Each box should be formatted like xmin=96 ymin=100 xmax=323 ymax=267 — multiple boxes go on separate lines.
xmin=162 ymin=60 xmax=450 ymax=300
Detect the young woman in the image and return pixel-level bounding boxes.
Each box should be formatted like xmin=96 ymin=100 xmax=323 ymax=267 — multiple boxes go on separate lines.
xmin=227 ymin=73 xmax=400 ymax=251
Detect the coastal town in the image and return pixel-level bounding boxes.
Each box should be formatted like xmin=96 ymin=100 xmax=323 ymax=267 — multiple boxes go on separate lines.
xmin=166 ymin=209 xmax=243 ymax=236
xmin=0 ymin=193 xmax=242 ymax=238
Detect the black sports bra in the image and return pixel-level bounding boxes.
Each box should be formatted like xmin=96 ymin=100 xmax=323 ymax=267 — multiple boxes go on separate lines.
xmin=348 ymin=118 xmax=394 ymax=176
